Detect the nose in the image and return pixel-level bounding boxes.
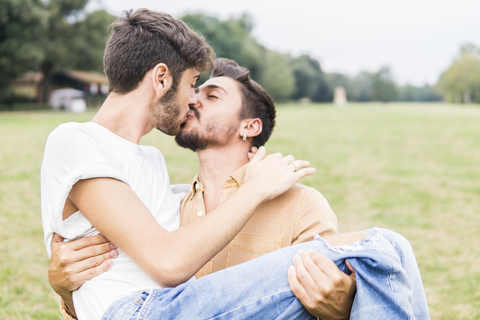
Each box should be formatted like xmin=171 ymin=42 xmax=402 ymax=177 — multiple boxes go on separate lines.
xmin=188 ymin=87 xmax=198 ymax=108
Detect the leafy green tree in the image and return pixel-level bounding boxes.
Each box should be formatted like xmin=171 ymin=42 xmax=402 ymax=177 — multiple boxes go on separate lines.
xmin=290 ymin=54 xmax=330 ymax=102
xmin=181 ymin=13 xmax=264 ymax=81
xmin=0 ymin=0 xmax=46 ymax=102
xmin=371 ymin=67 xmax=397 ymax=102
xmin=67 ymin=9 xmax=115 ymax=73
xmin=350 ymin=71 xmax=374 ymax=102
xmin=437 ymin=43 xmax=480 ymax=103
xmin=181 ymin=13 xmax=296 ymax=101
xmin=398 ymin=84 xmax=441 ymax=102
xmin=39 ymin=0 xmax=114 ymax=102
xmin=259 ymin=50 xmax=294 ymax=101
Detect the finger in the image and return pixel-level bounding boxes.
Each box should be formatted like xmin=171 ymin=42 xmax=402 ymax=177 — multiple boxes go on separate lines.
xmin=250 ymin=146 xmax=258 ymax=154
xmin=52 ymin=233 xmax=65 ymax=243
xmin=72 ymin=259 xmax=114 ymax=288
xmin=293 ymin=167 xmax=316 ymax=179
xmin=74 ymin=242 xmax=118 ymax=262
xmin=288 ymin=265 xmax=309 ymax=302
xmin=309 ymin=251 xmax=342 ymax=278
xmin=249 ymin=146 xmax=266 ymax=165
xmin=265 ymin=152 xmax=283 ymax=160
xmin=247 ymin=152 xmax=254 ymax=161
xmin=68 ymin=234 xmax=110 ymax=251
xmin=282 ymin=154 xmax=295 ymax=165
xmin=292 ymin=160 xmax=310 ymax=170
xmin=301 ymin=252 xmax=329 ymax=288
xmin=346 ymin=260 xmax=356 ymax=278
xmin=293 ymin=254 xmax=317 ymax=292
xmin=71 ymin=249 xmax=118 ymax=273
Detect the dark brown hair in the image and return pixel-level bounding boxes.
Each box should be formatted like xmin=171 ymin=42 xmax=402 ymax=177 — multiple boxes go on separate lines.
xmin=211 ymin=58 xmax=276 ymax=147
xmin=104 ymin=9 xmax=215 ymax=94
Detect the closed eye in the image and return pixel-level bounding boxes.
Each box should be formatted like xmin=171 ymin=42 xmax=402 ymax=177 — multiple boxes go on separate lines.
xmin=207 ymin=95 xmax=218 ymax=99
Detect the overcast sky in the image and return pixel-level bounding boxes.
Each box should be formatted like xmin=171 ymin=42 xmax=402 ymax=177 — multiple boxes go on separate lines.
xmin=87 ymin=0 xmax=480 ymax=86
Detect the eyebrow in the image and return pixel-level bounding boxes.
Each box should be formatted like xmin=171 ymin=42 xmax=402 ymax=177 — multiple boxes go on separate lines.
xmin=198 ymin=84 xmax=227 ymax=95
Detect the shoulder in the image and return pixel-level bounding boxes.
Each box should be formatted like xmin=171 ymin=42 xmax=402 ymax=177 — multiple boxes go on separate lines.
xmin=293 ymin=184 xmax=337 ymax=226
xmin=48 ymin=122 xmax=88 ymax=138
xmin=46 ymin=122 xmax=97 ymax=148
xmin=140 ymin=145 xmax=164 ymax=158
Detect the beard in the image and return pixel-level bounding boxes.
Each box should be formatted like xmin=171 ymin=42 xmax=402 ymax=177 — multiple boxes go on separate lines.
xmin=152 ymin=84 xmax=183 ymax=136
xmin=175 ymin=116 xmax=238 ymax=152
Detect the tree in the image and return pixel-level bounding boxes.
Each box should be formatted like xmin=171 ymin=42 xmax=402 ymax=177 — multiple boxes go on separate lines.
xmin=181 ymin=13 xmax=264 ymax=81
xmin=437 ymin=43 xmax=480 ymax=103
xmin=259 ymin=50 xmax=295 ymax=101
xmin=397 ymin=84 xmax=441 ymax=102
xmin=371 ymin=67 xmax=397 ymax=102
xmin=39 ymin=0 xmax=114 ymax=102
xmin=0 ymin=0 xmax=46 ymax=102
xmin=290 ymin=54 xmax=330 ymax=102
xmin=181 ymin=13 xmax=296 ymax=101
xmin=67 ymin=9 xmax=115 ymax=73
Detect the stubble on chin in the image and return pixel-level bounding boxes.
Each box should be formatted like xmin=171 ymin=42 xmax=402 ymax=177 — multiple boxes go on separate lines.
xmin=175 ymin=121 xmax=238 ymax=152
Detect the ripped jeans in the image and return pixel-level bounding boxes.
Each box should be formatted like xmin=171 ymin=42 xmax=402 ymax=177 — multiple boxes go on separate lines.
xmin=102 ymin=228 xmax=430 ymax=320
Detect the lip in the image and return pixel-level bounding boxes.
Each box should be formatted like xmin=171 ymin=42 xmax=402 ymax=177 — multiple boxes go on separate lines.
xmin=186 ymin=109 xmax=195 ymax=120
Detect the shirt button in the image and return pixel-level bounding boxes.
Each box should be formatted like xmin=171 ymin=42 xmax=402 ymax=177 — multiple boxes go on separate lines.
xmin=195 ymin=183 xmax=200 ymax=190
xmin=197 ymin=211 xmax=203 ymax=217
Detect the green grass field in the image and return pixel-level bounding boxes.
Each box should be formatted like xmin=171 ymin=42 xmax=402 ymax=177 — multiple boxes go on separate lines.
xmin=0 ymin=103 xmax=479 ymax=319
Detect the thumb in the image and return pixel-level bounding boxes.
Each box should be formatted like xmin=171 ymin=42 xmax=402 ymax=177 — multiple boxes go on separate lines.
xmin=52 ymin=233 xmax=65 ymax=243
xmin=249 ymin=146 xmax=266 ymax=165
xmin=346 ymin=259 xmax=356 ymax=279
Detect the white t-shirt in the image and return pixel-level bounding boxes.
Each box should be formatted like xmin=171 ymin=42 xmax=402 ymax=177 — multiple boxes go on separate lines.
xmin=41 ymin=122 xmax=190 ymax=319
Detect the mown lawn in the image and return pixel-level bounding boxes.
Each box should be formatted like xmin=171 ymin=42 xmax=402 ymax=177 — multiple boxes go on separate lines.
xmin=0 ymin=103 xmax=479 ymax=319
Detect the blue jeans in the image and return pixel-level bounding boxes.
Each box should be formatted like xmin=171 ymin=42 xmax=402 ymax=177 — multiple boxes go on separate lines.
xmin=102 ymin=228 xmax=429 ymax=320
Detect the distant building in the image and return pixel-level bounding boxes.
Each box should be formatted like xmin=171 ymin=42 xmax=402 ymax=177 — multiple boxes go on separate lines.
xmin=333 ymin=86 xmax=347 ymax=106
xmin=12 ymin=70 xmax=108 ymax=103
xmin=51 ymin=71 xmax=108 ymax=96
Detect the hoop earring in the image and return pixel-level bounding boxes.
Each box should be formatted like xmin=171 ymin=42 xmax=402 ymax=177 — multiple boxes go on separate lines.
xmin=243 ymin=133 xmax=247 ymax=142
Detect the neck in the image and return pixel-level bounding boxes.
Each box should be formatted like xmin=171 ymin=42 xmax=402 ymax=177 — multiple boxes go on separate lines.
xmin=93 ymin=88 xmax=155 ymax=144
xmin=197 ymin=142 xmax=250 ymax=211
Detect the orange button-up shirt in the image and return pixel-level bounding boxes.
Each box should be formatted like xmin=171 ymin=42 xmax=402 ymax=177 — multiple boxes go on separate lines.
xmin=180 ymin=164 xmax=338 ymax=279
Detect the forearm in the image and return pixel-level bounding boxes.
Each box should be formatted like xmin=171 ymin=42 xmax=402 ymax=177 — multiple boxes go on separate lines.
xmin=142 ymin=180 xmax=266 ymax=286
xmin=72 ymin=178 xmax=267 ymax=288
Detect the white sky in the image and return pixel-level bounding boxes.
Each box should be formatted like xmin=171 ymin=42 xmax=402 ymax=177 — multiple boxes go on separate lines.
xmin=87 ymin=0 xmax=480 ymax=86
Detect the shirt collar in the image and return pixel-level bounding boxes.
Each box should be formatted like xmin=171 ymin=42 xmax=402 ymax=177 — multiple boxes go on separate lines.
xmin=191 ymin=163 xmax=249 ymax=194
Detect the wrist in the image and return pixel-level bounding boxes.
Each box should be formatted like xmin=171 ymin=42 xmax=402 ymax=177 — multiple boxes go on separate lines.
xmin=241 ymin=179 xmax=268 ymax=204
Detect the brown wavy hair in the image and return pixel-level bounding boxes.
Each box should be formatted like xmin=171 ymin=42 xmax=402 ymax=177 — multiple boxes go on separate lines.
xmin=104 ymin=9 xmax=215 ymax=94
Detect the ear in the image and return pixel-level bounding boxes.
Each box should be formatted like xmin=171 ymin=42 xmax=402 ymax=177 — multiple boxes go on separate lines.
xmin=240 ymin=118 xmax=262 ymax=139
xmin=150 ymin=63 xmax=172 ymax=97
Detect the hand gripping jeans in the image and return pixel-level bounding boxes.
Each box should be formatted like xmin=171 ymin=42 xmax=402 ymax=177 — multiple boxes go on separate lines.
xmin=102 ymin=228 xmax=429 ymax=320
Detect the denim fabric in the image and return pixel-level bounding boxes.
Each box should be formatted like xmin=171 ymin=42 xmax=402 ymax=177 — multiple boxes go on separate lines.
xmin=102 ymin=228 xmax=429 ymax=320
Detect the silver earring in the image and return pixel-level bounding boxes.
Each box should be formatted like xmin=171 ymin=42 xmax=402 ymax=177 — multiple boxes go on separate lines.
xmin=243 ymin=133 xmax=247 ymax=142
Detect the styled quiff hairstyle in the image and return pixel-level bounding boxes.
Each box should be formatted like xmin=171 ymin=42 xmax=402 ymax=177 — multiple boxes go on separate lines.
xmin=104 ymin=9 xmax=215 ymax=94
xmin=211 ymin=58 xmax=276 ymax=147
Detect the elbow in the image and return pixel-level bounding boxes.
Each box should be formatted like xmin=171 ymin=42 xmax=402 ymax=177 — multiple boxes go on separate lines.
xmin=152 ymin=261 xmax=193 ymax=288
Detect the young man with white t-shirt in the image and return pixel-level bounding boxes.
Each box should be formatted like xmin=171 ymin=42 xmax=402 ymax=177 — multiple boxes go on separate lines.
xmin=41 ymin=9 xmax=318 ymax=319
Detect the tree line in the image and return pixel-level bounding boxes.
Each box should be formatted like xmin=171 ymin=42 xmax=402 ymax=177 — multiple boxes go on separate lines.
xmin=0 ymin=1 xmax=478 ymax=104
xmin=0 ymin=0 xmax=114 ymax=104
